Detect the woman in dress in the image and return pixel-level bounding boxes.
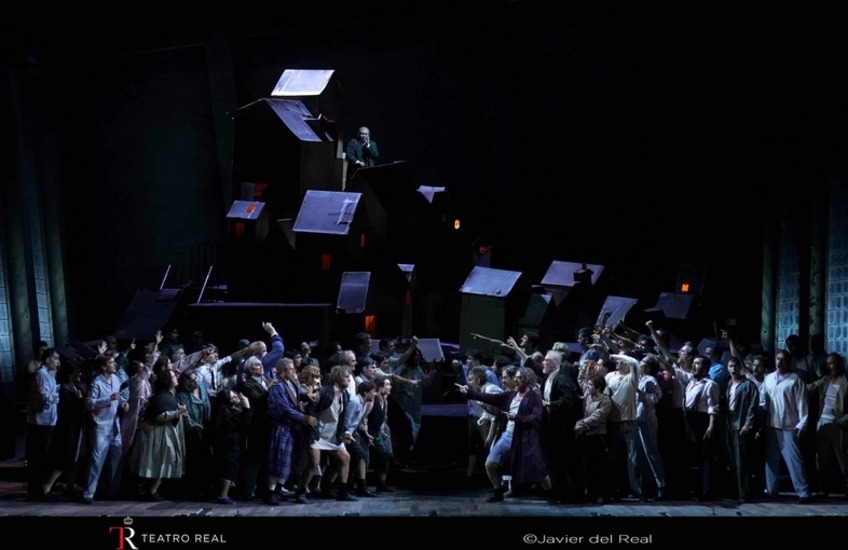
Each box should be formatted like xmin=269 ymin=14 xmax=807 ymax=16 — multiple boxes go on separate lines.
xmin=292 ymin=365 xmax=329 ymax=501
xmin=299 ymin=365 xmax=357 ymax=502
xmin=130 ymin=369 xmax=187 ymax=500
xmin=391 ymin=347 xmax=426 ymax=456
xmin=367 ymin=376 xmax=395 ymax=492
xmin=175 ymin=369 xmax=212 ymax=497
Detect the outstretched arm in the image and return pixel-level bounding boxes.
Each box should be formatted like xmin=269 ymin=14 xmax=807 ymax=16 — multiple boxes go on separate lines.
xmin=646 ymin=320 xmax=675 ymax=364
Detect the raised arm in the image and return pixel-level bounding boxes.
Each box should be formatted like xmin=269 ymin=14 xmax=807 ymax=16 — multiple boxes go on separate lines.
xmin=597 ymin=326 xmax=620 ymax=355
xmin=646 ymin=320 xmax=674 ymax=364
xmin=610 ymin=354 xmax=640 ymax=384
xmin=506 ymin=336 xmax=529 ymax=363
xmin=397 ymin=335 xmax=419 ymax=366
xmin=617 ymin=319 xmax=644 ymax=342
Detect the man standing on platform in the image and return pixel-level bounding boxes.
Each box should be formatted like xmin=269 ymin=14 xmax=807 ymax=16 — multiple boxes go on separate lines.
xmin=346 ymin=126 xmax=379 ymax=176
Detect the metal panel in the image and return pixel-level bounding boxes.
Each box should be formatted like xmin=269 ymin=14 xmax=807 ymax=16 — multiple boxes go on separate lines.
xmin=293 ymin=190 xmax=362 ymax=235
xmin=226 ymin=200 xmax=267 ymax=220
xmin=460 ymin=266 xmax=522 ymax=297
xmin=519 ymin=293 xmax=553 ymax=326
xmin=271 ymin=69 xmax=335 ymax=97
xmin=398 ymin=264 xmax=415 ymax=284
xmin=114 ymin=289 xmax=183 ymax=340
xmin=417 ymin=338 xmax=445 ymax=363
xmin=596 ymin=296 xmax=638 ymax=328
xmin=417 ymin=185 xmax=446 ymax=204
xmin=266 ymin=99 xmax=322 ymax=142
xmin=337 ymin=272 xmax=370 ymax=314
xmin=645 ymin=292 xmax=694 ymax=320
xmin=541 ymin=260 xmax=604 ymax=287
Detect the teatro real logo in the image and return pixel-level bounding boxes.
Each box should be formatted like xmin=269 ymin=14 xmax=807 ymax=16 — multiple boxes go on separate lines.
xmin=108 ymin=517 xmax=138 ymax=550
xmin=106 ymin=516 xmax=228 ymax=547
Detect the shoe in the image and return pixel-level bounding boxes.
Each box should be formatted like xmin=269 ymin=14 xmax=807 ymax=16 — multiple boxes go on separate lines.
xmin=277 ymin=486 xmax=294 ymax=497
xmin=655 ymin=488 xmax=666 ymax=501
xmin=147 ymin=493 xmax=165 ymax=502
xmin=336 ymin=491 xmax=358 ymax=502
xmin=78 ymin=496 xmax=94 ymax=505
xmin=486 ymin=486 xmax=507 ymax=503
xmin=263 ymin=493 xmax=281 ymax=505
xmin=216 ymin=496 xmax=236 ymax=505
xmin=376 ymin=485 xmax=395 ymax=493
xmin=356 ymin=487 xmax=377 ymax=498
xmin=798 ymin=496 xmax=812 ymax=504
xmin=294 ymin=493 xmax=308 ymax=504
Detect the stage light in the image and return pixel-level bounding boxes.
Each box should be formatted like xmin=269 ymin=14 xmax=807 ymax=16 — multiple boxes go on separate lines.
xmin=454 ymin=219 xmax=461 ymax=230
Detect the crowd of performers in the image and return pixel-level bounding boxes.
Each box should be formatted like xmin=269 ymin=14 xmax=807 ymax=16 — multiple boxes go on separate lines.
xmin=23 ymin=319 xmax=848 ymax=506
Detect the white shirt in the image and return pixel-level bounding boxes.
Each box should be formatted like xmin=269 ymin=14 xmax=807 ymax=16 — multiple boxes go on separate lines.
xmin=606 ymin=369 xmax=639 ymax=422
xmin=819 ymin=383 xmax=840 ymax=426
xmin=759 ymin=370 xmax=808 ymax=431
xmin=543 ymin=368 xmax=560 ymax=402
xmin=675 ymin=367 xmax=719 ymax=415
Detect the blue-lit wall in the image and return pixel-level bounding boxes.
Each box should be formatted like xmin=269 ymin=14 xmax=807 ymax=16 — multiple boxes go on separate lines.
xmin=827 ymin=180 xmax=848 ymax=355
xmin=29 ymin=209 xmax=53 ymax=347
xmin=770 ymin=181 xmax=848 ymax=359
xmin=0 ymin=239 xmax=12 ymax=382
xmin=776 ymin=218 xmax=802 ymax=351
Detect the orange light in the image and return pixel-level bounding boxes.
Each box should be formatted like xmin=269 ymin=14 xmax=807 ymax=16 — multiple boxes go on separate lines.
xmin=359 ymin=233 xmax=366 ymax=249
xmin=454 ymin=218 xmax=461 ymax=230
xmin=478 ymin=245 xmax=488 ymax=256
xmin=405 ymin=289 xmax=412 ymax=307
xmin=364 ymin=315 xmax=376 ymax=335
xmin=321 ymin=254 xmax=331 ymax=272
xmin=246 ymin=203 xmax=256 ymax=215
xmin=235 ymin=222 xmax=244 ymax=238
xmin=680 ymin=283 xmax=690 ymax=293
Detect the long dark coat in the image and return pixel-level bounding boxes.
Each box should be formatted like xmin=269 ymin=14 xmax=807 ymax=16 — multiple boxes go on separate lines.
xmin=466 ymin=387 xmax=548 ymax=485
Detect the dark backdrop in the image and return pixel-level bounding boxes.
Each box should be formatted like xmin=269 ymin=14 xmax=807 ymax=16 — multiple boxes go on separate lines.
xmin=4 ymin=2 xmax=847 ymax=343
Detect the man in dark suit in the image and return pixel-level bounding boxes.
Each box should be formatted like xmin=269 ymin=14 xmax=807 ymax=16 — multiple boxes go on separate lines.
xmin=541 ymin=350 xmax=583 ymax=503
xmin=346 ymin=126 xmax=379 ymax=176
xmin=238 ymin=357 xmax=270 ymax=499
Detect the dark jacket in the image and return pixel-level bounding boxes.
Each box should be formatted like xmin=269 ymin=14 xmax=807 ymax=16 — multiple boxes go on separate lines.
xmin=466 ymin=387 xmax=548 ymax=485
